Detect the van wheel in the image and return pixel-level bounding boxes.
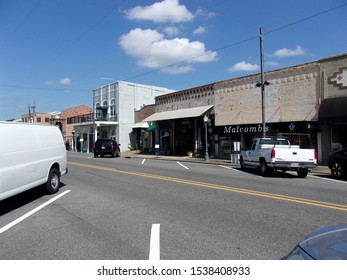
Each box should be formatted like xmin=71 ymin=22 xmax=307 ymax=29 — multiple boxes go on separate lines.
xmin=46 ymin=168 xmax=60 ymax=194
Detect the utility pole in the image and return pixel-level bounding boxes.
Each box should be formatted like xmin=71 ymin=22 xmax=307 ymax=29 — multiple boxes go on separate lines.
xmin=28 ymin=102 xmax=36 ymax=123
xmin=32 ymin=101 xmax=36 ymax=123
xmin=28 ymin=104 xmax=31 ymax=123
xmin=260 ymin=28 xmax=265 ymax=137
xmin=256 ymin=28 xmax=270 ymax=137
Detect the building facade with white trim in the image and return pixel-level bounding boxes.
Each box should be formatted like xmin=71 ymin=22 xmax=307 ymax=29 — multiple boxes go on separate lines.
xmin=70 ymin=81 xmax=174 ymax=152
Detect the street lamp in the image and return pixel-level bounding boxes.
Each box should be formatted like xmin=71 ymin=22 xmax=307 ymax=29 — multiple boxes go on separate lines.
xmin=72 ymin=130 xmax=75 ymax=152
xmin=203 ymin=115 xmax=209 ymax=161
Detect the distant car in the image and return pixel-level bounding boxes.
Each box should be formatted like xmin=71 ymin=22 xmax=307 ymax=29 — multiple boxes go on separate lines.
xmin=327 ymin=146 xmax=347 ymax=179
xmin=93 ymin=139 xmax=121 ymax=158
xmin=283 ymin=225 xmax=347 ymax=260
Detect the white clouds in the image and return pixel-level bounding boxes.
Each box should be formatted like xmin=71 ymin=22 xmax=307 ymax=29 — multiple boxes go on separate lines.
xmin=119 ymin=28 xmax=216 ymax=74
xmin=228 ymin=61 xmax=259 ymax=73
xmin=45 ymin=78 xmax=72 ymax=86
xmin=163 ymin=26 xmax=179 ymax=36
xmin=124 ymin=0 xmax=194 ymax=23
xmin=162 ymin=65 xmax=194 ymax=74
xmin=273 ymin=45 xmax=305 ymax=57
xmin=265 ymin=60 xmax=280 ymax=67
xmin=120 ymin=1 xmax=217 ymax=74
xmin=193 ymin=26 xmax=206 ymax=35
xmin=227 ymin=45 xmax=306 ymax=73
xmin=195 ymin=7 xmax=216 ymax=18
xmin=100 ymin=77 xmax=114 ymax=81
xmin=59 ymin=77 xmax=71 ymax=85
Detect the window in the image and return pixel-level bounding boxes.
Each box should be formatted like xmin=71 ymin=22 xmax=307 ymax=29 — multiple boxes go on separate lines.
xmin=110 ymin=99 xmax=116 ymax=116
xmin=95 ymin=103 xmax=100 ymax=118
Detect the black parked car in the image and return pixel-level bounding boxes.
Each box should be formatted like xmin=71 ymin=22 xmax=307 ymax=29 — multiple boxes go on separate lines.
xmin=93 ymin=139 xmax=121 ymax=158
xmin=327 ymin=146 xmax=347 ymax=179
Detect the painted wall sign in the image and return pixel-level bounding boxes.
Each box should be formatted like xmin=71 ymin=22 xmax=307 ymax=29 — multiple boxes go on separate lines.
xmin=329 ymin=68 xmax=347 ymax=89
xmin=215 ymin=121 xmax=315 ymax=135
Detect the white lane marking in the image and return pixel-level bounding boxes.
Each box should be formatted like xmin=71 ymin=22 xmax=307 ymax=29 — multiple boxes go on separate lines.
xmin=220 ymin=165 xmax=263 ymax=177
xmin=141 ymin=159 xmax=146 ymax=165
xmin=177 ymin=162 xmax=189 ymax=170
xmin=308 ymin=175 xmax=347 ymax=184
xmin=220 ymin=165 xmax=241 ymax=172
xmin=149 ymin=224 xmax=160 ymax=260
xmin=0 ymin=190 xmax=71 ymax=234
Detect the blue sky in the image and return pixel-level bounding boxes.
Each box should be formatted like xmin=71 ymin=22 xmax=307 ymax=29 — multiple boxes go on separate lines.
xmin=1 ymin=0 xmax=346 ymax=120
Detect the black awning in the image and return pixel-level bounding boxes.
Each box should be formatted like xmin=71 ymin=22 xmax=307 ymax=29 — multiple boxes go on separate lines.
xmin=319 ymin=97 xmax=347 ymax=123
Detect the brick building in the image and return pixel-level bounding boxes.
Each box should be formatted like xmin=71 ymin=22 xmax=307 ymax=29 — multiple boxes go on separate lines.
xmin=318 ymin=54 xmax=347 ymax=163
xmin=52 ymin=105 xmax=92 ymax=144
xmin=143 ymin=84 xmax=214 ymax=156
xmin=21 ymin=105 xmax=92 ymax=149
xmin=142 ymin=53 xmax=347 ymax=164
xmin=214 ymin=62 xmax=320 ymax=159
xmin=132 ymin=104 xmax=156 ymax=150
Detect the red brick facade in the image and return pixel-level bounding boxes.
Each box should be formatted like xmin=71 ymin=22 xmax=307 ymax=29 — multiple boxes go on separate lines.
xmin=22 ymin=105 xmax=92 ymax=144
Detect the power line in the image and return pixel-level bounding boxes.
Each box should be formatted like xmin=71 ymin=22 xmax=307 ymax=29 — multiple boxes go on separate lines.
xmin=122 ymin=3 xmax=347 ymax=82
xmin=266 ymin=3 xmax=347 ymax=35
xmin=0 ymin=0 xmax=42 ymax=50
xmin=0 ymin=83 xmax=89 ymax=93
xmin=2 ymin=3 xmax=347 ymax=90
xmin=20 ymin=7 xmax=116 ymax=84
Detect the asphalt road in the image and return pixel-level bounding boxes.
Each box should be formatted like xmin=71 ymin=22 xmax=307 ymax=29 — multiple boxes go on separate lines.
xmin=1 ymin=152 xmax=347 ymax=260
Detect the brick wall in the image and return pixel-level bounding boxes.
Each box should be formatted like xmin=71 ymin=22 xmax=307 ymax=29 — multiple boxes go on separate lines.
xmin=135 ymin=104 xmax=155 ymax=123
xmin=214 ymin=62 xmax=320 ymax=126
xmin=61 ymin=105 xmax=92 ymax=141
xmin=320 ymin=53 xmax=347 ymax=99
xmin=155 ymin=84 xmax=214 ymax=113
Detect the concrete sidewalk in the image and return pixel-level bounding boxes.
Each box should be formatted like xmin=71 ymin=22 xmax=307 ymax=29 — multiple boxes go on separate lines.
xmin=122 ymin=150 xmax=331 ymax=176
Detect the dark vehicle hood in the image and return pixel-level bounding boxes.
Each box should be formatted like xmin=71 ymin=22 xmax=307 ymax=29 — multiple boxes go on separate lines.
xmin=298 ymin=225 xmax=347 ymax=260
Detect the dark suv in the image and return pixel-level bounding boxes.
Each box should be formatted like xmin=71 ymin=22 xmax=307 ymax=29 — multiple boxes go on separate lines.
xmin=327 ymin=146 xmax=347 ymax=179
xmin=93 ymin=139 xmax=121 ymax=158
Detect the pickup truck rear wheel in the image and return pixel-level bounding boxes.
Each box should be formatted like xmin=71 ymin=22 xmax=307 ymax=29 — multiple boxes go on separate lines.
xmin=297 ymin=168 xmax=308 ymax=178
xmin=260 ymin=160 xmax=269 ymax=176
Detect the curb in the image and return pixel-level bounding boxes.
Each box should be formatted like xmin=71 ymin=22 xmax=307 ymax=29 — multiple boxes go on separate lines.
xmin=121 ymin=151 xmax=331 ymax=176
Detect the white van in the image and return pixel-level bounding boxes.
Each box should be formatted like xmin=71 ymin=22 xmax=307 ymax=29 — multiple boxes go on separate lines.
xmin=0 ymin=122 xmax=68 ymax=201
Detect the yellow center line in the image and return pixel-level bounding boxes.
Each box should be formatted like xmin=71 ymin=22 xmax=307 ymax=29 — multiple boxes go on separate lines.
xmin=68 ymin=161 xmax=347 ymax=212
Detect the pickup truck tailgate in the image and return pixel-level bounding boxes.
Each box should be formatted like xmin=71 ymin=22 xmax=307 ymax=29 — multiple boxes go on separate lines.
xmin=273 ymin=148 xmax=316 ymax=163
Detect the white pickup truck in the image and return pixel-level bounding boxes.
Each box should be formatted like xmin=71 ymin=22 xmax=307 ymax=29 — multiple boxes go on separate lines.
xmin=239 ymin=137 xmax=317 ymax=177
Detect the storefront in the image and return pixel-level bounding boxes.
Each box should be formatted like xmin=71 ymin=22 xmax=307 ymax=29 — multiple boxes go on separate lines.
xmin=318 ymin=96 xmax=347 ymax=163
xmin=143 ymin=105 xmax=213 ymax=156
xmin=213 ymin=121 xmax=318 ymax=159
xmin=318 ymin=54 xmax=347 ymax=164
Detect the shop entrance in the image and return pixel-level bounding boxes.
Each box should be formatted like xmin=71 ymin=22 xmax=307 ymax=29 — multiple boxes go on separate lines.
xmin=174 ymin=118 xmax=194 ymax=156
